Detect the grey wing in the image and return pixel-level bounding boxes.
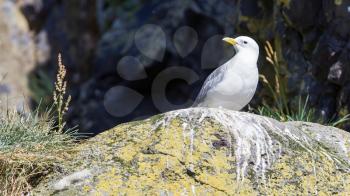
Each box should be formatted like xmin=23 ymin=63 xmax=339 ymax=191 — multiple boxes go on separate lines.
xmin=192 ymin=66 xmax=226 ymax=106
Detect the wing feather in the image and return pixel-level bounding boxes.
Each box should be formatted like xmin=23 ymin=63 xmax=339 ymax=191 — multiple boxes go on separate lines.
xmin=192 ymin=65 xmax=227 ymax=106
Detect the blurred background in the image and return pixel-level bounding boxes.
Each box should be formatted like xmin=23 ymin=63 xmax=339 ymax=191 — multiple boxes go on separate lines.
xmin=0 ymin=0 xmax=350 ymax=134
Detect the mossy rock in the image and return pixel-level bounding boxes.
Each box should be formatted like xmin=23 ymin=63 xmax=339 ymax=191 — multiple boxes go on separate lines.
xmin=34 ymin=108 xmax=350 ymax=195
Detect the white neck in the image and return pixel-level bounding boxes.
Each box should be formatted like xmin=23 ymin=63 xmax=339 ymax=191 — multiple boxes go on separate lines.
xmin=229 ymin=50 xmax=258 ymax=68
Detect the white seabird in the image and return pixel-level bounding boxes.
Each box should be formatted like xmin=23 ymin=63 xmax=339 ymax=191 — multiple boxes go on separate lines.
xmin=193 ymin=36 xmax=259 ymax=110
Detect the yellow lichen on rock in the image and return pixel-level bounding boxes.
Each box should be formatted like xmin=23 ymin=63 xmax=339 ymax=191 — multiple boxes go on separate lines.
xmin=262 ymin=152 xmax=350 ymax=195
xmin=33 ymin=108 xmax=350 ymax=195
xmin=86 ymin=117 xmax=255 ymax=195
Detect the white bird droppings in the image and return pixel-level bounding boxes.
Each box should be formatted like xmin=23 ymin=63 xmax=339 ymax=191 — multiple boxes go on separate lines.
xmin=53 ymin=169 xmax=91 ymax=191
xmin=151 ymin=107 xmax=349 ymax=183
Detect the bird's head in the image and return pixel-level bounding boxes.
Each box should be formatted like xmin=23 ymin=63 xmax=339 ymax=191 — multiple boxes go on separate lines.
xmin=222 ymin=36 xmax=259 ymax=55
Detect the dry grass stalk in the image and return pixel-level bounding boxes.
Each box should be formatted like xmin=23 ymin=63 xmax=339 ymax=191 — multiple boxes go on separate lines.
xmin=259 ymin=41 xmax=289 ymax=115
xmin=53 ymin=53 xmax=71 ymax=132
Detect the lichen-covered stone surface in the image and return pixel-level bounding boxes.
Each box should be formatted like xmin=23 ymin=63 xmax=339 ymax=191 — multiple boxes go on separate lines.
xmin=34 ymin=108 xmax=350 ymax=195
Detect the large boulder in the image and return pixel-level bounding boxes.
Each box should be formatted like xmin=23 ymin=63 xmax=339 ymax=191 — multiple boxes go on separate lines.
xmin=0 ymin=0 xmax=35 ymax=110
xmin=34 ymin=108 xmax=350 ymax=195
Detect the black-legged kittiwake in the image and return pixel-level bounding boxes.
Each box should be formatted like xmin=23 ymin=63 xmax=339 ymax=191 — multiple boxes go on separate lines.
xmin=193 ymin=36 xmax=259 ymax=110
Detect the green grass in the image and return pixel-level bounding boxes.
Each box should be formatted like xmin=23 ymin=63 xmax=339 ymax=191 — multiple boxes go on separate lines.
xmin=0 ymin=54 xmax=77 ymax=195
xmin=258 ymin=41 xmax=349 ymax=127
xmin=0 ymin=108 xmax=77 ymax=195
xmin=257 ymin=96 xmax=315 ymax=122
xmin=257 ymin=99 xmax=350 ymax=128
xmin=257 ymin=95 xmax=350 ymax=125
xmin=0 ymin=109 xmax=74 ymax=152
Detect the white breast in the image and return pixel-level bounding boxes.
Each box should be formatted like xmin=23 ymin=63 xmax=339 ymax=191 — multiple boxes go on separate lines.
xmin=193 ymin=45 xmax=259 ymax=110
xmin=203 ymin=66 xmax=258 ymax=110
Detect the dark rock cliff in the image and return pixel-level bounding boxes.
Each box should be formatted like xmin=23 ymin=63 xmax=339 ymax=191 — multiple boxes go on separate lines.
xmin=18 ymin=0 xmax=350 ymax=134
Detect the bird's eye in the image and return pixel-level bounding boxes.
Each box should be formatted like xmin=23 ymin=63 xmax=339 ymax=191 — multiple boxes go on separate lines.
xmin=243 ymin=41 xmax=248 ymax=44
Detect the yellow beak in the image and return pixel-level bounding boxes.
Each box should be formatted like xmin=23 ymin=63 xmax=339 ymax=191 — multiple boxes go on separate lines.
xmin=222 ymin=37 xmax=237 ymax=45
